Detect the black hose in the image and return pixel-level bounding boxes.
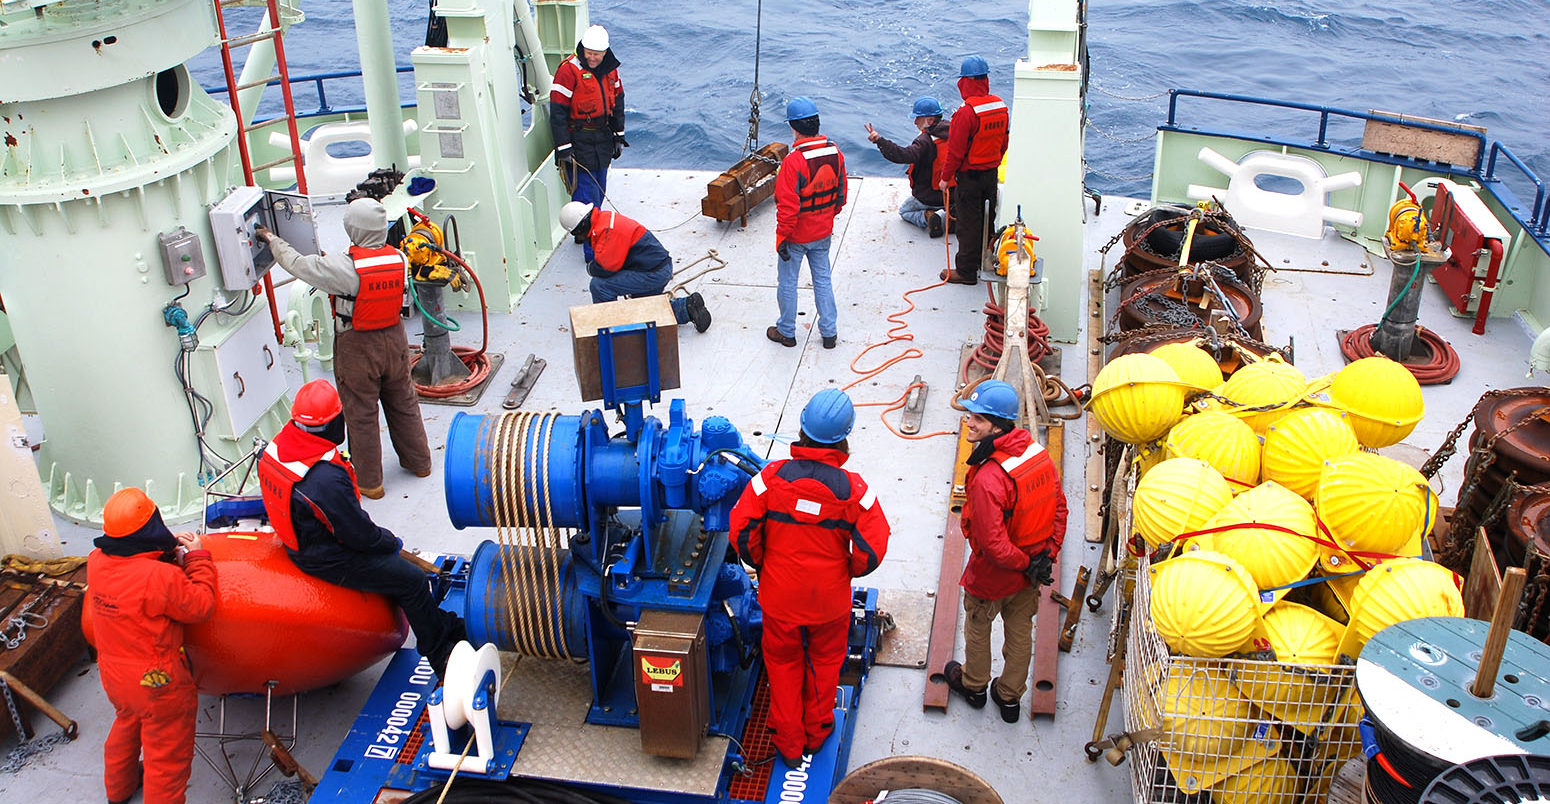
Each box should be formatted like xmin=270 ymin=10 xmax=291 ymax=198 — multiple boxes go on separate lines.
xmin=1367 ymin=706 xmax=1455 ymax=804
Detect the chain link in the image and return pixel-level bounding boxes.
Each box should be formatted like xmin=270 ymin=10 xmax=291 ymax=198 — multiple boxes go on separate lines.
xmin=0 ymin=678 xmax=71 ymax=774
xmin=1082 ymin=158 xmax=1153 ymax=183
xmin=1432 ymin=389 xmax=1550 ymax=568
xmin=1089 ymin=80 xmax=1170 ymax=102
xmin=2 ymin=586 xmax=56 ymax=650
xmin=248 ymin=778 xmax=307 ymax=804
xmin=1085 ymin=120 xmax=1159 ymax=144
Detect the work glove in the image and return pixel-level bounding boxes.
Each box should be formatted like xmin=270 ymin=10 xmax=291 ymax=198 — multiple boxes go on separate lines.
xmin=1024 ymin=551 xmax=1054 ymax=587
xmin=556 ymin=143 xmax=574 ymax=164
xmin=612 ymin=134 xmax=628 ymax=160
xmin=777 ymin=240 xmax=791 ymax=262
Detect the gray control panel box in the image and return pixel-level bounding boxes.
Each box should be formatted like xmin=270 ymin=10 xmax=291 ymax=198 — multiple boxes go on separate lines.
xmin=208 ymin=185 xmax=272 ymax=291
xmin=157 ymin=226 xmax=207 ymax=286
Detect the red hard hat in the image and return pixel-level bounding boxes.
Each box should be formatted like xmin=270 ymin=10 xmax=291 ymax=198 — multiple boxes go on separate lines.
xmin=103 ymin=487 xmax=158 ymax=537
xmin=291 ymin=380 xmax=343 ymax=427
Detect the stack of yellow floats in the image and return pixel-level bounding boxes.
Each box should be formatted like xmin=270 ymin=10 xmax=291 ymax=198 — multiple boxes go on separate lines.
xmin=1101 ymin=349 xmax=1465 ymax=802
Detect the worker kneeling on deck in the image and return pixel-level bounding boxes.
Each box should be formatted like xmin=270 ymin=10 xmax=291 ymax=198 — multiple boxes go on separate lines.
xmin=258 ymin=379 xmax=466 ymax=679
xmin=865 ymin=96 xmax=952 ymax=237
xmin=729 ymin=389 xmax=890 ymax=766
xmin=89 ymin=487 xmax=217 ymax=804
xmin=560 ymin=200 xmax=712 ymax=332
xmin=943 ymin=380 xmax=1067 ymax=724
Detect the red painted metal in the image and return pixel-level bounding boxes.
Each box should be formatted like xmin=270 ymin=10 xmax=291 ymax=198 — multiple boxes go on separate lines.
xmin=1431 ymin=181 xmax=1508 ymax=331
xmin=86 ymin=529 xmax=407 ymax=696
xmin=727 ymin=673 xmax=774 ymax=802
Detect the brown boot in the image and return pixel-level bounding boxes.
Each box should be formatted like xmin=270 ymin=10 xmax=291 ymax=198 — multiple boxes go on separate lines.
xmin=360 ymin=485 xmax=385 ymax=500
xmin=943 ymin=661 xmax=986 ymax=708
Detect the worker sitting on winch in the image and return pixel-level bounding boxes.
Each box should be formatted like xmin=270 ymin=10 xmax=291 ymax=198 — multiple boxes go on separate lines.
xmin=865 ymin=96 xmax=952 ymax=238
xmin=943 ymin=380 xmax=1066 ymax=725
xmin=257 ymin=379 xmax=466 ymax=679
xmin=729 ymin=389 xmax=890 ymax=766
xmin=559 ymin=200 xmax=712 ymax=332
xmin=256 ymin=199 xmax=431 ymax=500
xmin=88 ymin=487 xmax=217 ymax=804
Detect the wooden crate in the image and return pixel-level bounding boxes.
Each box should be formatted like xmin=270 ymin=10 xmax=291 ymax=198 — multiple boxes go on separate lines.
xmin=700 ymin=142 xmax=789 ymax=223
xmin=568 ymin=296 xmax=680 ymax=403
xmin=0 ymin=567 xmax=88 ymax=739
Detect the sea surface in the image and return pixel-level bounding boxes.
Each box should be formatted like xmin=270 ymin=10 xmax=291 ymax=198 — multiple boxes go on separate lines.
xmin=190 ymin=0 xmax=1548 ymax=202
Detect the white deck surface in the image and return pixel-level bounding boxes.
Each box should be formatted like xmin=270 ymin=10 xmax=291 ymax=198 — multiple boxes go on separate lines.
xmin=1 ymin=169 xmax=1535 ymax=803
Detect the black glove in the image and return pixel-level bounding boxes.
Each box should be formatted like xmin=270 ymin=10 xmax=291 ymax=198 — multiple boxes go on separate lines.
xmin=612 ymin=134 xmax=628 ymax=160
xmin=1024 ymin=551 xmax=1054 ymax=587
xmin=556 ymin=144 xmax=574 ymax=164
xmin=777 ymin=240 xmax=791 ymax=261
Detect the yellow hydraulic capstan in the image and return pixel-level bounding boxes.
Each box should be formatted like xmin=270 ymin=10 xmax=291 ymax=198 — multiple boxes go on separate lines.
xmin=1385 ymin=181 xmax=1430 ymax=252
xmin=400 ymin=211 xmax=464 ymax=288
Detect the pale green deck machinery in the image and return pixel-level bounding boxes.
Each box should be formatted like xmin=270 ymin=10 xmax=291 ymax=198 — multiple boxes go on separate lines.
xmin=0 ymin=0 xmax=289 ymax=523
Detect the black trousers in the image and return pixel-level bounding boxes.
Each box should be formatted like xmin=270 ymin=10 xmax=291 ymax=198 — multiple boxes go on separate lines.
xmin=952 ymin=168 xmax=999 ymax=279
xmin=294 ymin=551 xmax=462 ymax=666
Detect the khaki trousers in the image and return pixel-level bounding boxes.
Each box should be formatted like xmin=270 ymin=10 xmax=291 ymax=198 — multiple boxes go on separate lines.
xmin=962 ymin=585 xmax=1040 ymax=700
xmin=334 ymin=322 xmax=431 ymax=489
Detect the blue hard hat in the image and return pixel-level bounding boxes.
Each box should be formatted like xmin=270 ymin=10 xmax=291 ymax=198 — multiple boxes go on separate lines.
xmin=961 ymin=380 xmax=1019 ymax=420
xmin=800 ymin=389 xmax=855 ymax=444
xmin=911 ymin=96 xmax=943 ymax=117
xmin=960 ymin=54 xmax=990 ymax=77
xmin=786 ymin=96 xmax=820 ymax=122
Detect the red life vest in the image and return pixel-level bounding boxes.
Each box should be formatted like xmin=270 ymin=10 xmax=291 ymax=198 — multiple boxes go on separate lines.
xmin=794 ymin=137 xmax=844 ymax=214
xmin=588 ymin=209 xmax=648 ymax=273
xmin=964 ymin=94 xmax=1009 ymax=169
xmin=258 ymin=439 xmax=358 ymax=551
xmin=962 ymin=440 xmax=1060 ymax=552
xmin=553 ymin=55 xmax=621 ymax=122
xmin=907 ymin=134 xmax=950 ymax=188
xmin=336 ymin=245 xmax=407 ymax=331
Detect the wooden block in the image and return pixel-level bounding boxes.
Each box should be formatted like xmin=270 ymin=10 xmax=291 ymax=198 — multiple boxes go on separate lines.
xmin=1085 ymin=269 xmax=1106 ymax=544
xmin=0 ymin=567 xmax=88 ymax=740
xmin=1362 ymin=112 xmax=1485 ymax=166
xmin=1465 ymin=526 xmax=1504 ymax=620
xmin=1030 ymin=422 xmax=1064 ymax=719
xmin=699 ymin=142 xmax=789 ymax=222
xmin=569 ymin=296 xmax=680 ymax=403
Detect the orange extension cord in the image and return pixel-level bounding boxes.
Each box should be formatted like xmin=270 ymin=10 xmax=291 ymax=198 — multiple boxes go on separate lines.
xmin=409 ymin=249 xmax=494 ymax=398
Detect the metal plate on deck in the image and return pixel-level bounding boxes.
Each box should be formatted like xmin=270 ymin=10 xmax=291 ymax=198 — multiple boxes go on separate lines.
xmin=874 ymin=588 xmax=932 ymax=669
xmin=496 ymin=656 xmax=729 ymax=795
xmin=413 ymin=351 xmax=505 ymax=407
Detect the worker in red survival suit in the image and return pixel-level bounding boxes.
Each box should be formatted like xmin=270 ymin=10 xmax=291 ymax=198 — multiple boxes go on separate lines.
xmin=729 ymin=389 xmax=889 ymax=766
xmin=937 ymin=55 xmax=1010 ymax=285
xmin=558 ymin=200 xmax=712 ymax=332
xmin=551 ymin=25 xmax=625 ymax=227
xmin=256 ymin=198 xmax=431 ymax=499
xmin=88 ymin=487 xmax=217 ymax=804
xmin=943 ymin=380 xmax=1066 ymax=724
xmin=257 ymin=379 xmax=466 ymax=678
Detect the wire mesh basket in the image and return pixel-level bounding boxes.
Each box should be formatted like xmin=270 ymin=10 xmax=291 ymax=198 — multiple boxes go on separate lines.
xmin=1125 ymin=555 xmax=1363 ymax=804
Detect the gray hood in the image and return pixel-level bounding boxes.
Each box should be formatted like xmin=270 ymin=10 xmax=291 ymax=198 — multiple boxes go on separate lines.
xmin=343 ymin=198 xmax=389 ymax=248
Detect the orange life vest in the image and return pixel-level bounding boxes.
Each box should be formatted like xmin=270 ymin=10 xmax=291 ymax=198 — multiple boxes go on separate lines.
xmin=258 ymin=440 xmax=358 ymax=551
xmin=555 ymin=54 xmax=621 ymax=122
xmin=963 ymin=440 xmax=1060 ymax=552
xmin=588 ymin=209 xmax=648 ymax=273
xmin=964 ymin=95 xmax=1010 ymax=169
xmin=907 ymin=134 xmax=950 ymax=188
xmin=794 ymin=137 xmax=844 ymax=214
xmin=337 ymin=245 xmax=407 ymax=331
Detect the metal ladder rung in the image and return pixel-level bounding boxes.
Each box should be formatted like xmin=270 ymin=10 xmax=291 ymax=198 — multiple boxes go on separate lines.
xmin=224 ymin=29 xmax=280 ymax=49
xmin=252 ymin=154 xmax=300 ymax=173
xmin=232 ymin=75 xmax=280 ymax=93
xmin=243 ymin=116 xmax=293 ymax=134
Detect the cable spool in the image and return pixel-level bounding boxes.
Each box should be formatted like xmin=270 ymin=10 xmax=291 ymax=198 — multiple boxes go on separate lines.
xmin=1419 ymin=754 xmax=1550 ymax=804
xmin=1357 ymin=616 xmax=1550 ymax=804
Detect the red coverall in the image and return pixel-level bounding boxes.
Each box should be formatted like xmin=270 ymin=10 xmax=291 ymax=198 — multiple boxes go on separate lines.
xmin=729 ymin=445 xmax=889 ymax=760
xmin=87 ymin=548 xmax=217 ymax=804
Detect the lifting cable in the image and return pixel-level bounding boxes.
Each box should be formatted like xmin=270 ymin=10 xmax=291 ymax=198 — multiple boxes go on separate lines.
xmin=489 ymin=411 xmax=573 ymax=660
xmin=741 ymin=0 xmax=764 ymax=159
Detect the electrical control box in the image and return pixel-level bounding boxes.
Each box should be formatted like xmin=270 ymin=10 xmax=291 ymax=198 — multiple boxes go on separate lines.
xmin=209 ymin=186 xmax=273 ymax=291
xmin=157 ymin=226 xmax=207 ymax=286
xmin=632 ymin=610 xmax=708 ymax=760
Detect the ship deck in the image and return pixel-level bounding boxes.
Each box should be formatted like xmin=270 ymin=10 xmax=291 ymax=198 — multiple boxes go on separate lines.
xmin=2 ymin=169 xmax=1534 ymax=803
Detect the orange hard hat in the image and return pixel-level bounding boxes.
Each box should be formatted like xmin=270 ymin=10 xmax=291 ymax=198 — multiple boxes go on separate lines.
xmin=291 ymin=380 xmax=342 ymax=427
xmin=103 ymin=487 xmax=159 ymax=537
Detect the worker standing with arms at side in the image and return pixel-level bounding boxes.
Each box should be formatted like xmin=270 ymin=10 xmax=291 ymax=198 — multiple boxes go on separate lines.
xmin=258 ymin=379 xmax=467 ymax=678
xmin=937 ymin=55 xmax=1009 ymax=285
xmin=89 ymin=487 xmax=217 ymax=804
xmin=550 ymin=24 xmax=626 ymax=219
xmin=558 ymin=200 xmax=713 ymax=332
xmin=769 ymin=97 xmax=847 ymax=350
xmin=729 ymin=389 xmax=889 ymax=766
xmin=865 ymin=96 xmax=952 ymax=238
xmin=256 ymin=198 xmax=431 ymax=500
xmin=942 ymin=380 xmax=1066 ymax=724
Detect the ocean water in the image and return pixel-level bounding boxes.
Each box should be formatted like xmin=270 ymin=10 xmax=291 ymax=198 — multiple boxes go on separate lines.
xmin=190 ymin=0 xmax=1548 ymax=202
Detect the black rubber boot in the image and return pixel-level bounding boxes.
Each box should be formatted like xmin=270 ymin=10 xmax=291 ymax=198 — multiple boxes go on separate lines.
xmin=943 ymin=660 xmax=987 ymax=708
xmin=990 ymin=677 xmax=1020 ymax=724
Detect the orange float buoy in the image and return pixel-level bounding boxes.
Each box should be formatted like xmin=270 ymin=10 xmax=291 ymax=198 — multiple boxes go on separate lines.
xmin=86 ymin=529 xmax=408 ymax=696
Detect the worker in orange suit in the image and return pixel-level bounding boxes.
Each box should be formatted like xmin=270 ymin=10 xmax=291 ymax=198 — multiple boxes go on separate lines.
xmin=87 ymin=487 xmax=218 ymax=804
xmin=728 ymin=389 xmax=889 ymax=767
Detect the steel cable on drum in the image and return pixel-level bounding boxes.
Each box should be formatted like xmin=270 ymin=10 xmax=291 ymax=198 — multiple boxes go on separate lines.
xmin=869 ymin=790 xmax=965 ymax=804
xmin=489 ymin=411 xmax=574 ymax=660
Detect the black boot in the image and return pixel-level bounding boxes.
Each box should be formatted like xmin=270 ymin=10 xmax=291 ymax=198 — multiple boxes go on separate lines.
xmin=425 ymin=615 xmax=467 ymax=680
xmin=990 ymin=677 xmax=1020 ymax=724
xmin=943 ymin=661 xmax=986 ymax=708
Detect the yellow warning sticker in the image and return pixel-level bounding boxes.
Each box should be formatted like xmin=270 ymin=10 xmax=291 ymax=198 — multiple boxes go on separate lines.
xmin=640 ymin=656 xmax=682 ymax=687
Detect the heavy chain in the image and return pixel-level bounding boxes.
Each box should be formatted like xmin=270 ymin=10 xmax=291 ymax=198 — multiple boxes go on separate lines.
xmin=249 ymin=778 xmax=307 ymax=804
xmin=0 ymin=678 xmax=71 ymax=774
xmin=2 ymin=586 xmax=56 ymax=650
xmin=1434 ymin=390 xmax=1550 ymax=568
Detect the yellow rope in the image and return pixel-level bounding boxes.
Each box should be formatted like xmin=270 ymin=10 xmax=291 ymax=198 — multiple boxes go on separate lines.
xmin=487 ymin=411 xmax=572 ymax=660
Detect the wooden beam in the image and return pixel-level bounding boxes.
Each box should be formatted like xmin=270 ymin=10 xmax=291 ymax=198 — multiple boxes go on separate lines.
xmin=1029 ymin=420 xmax=1065 ymax=718
xmin=923 ymin=510 xmax=967 ymax=712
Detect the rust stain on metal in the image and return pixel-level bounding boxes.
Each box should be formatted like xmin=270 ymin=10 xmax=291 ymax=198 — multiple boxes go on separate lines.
xmin=3 ymin=133 xmax=16 ymax=147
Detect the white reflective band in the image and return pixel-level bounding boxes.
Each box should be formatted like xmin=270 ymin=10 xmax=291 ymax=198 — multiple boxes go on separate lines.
xmin=750 ymin=472 xmax=768 ymax=496
xmin=802 ymin=147 xmax=840 ymax=160
xmin=552 ymin=84 xmax=573 ymax=98
xmin=999 ymin=442 xmax=1046 ymax=472
xmin=972 ymin=100 xmax=1007 ymax=113
xmin=355 ymin=254 xmax=406 ymax=268
xmin=265 ymin=442 xmax=334 ymax=480
xmin=859 ymin=487 xmax=877 ymax=510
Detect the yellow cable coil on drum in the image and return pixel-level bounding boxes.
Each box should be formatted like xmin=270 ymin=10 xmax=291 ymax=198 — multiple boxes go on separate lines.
xmin=1215 ymin=355 xmax=1308 ymax=433
xmin=1315 ymin=452 xmax=1437 ymax=572
xmin=1327 ymin=356 xmax=1425 ymax=448
xmin=1336 ymin=558 xmax=1463 ymax=659
xmin=1090 ymin=353 xmax=1196 ymax=444
xmin=1234 ymin=601 xmax=1342 ymax=728
xmin=1261 ymin=407 xmax=1361 ymax=499
xmin=1150 ymin=341 xmax=1225 ymax=391
xmin=1163 ymin=411 xmax=1261 ymax=494
xmin=1134 ymin=458 xmax=1234 ymax=551
xmin=1150 ymin=550 xmax=1263 ymax=658
xmin=1200 ymin=481 xmax=1320 ymax=592
xmin=1209 ymin=757 xmax=1301 ymax=804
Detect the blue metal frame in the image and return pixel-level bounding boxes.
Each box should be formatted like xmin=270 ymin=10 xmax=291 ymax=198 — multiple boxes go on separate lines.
xmin=1159 ymin=89 xmax=1550 ymax=254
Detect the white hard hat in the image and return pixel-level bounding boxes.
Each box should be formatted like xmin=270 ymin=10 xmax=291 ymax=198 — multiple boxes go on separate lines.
xmin=580 ymin=25 xmax=609 ymax=51
xmin=559 ymin=201 xmax=594 ymax=234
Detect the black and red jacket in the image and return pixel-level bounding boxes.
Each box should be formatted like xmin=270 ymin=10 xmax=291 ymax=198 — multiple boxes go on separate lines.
xmin=940 ymin=75 xmax=1010 ymax=180
xmin=960 ymin=428 xmax=1067 ymax=600
xmin=257 ymin=423 xmax=400 ymax=568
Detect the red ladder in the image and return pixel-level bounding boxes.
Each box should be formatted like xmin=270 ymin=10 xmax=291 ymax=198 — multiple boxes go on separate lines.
xmin=211 ymin=0 xmax=310 ymax=341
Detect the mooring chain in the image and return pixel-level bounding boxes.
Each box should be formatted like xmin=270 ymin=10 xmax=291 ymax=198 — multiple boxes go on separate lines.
xmin=0 ymin=676 xmax=70 ymax=773
xmin=1435 ymin=391 xmax=1550 ymax=568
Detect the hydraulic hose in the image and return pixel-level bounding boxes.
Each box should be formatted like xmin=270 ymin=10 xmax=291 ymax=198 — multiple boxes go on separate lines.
xmin=1338 ymin=324 xmax=1460 ymax=385
xmin=409 ymin=248 xmax=494 ymax=398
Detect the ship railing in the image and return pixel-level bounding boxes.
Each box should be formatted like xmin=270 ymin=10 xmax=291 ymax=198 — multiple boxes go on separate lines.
xmin=204 ymin=66 xmax=416 ymax=120
xmin=1484 ymin=141 xmax=1549 ymax=237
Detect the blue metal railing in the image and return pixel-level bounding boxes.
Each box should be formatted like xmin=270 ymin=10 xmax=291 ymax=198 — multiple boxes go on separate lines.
xmin=1162 ymin=88 xmax=1548 ymax=242
xmin=203 ymin=66 xmax=415 ymax=118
